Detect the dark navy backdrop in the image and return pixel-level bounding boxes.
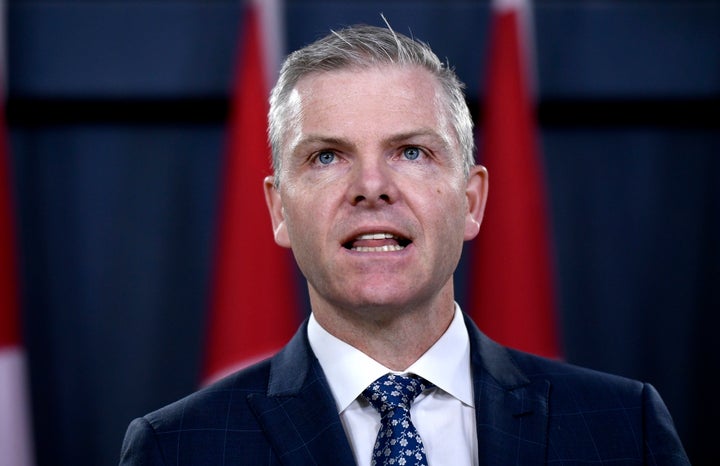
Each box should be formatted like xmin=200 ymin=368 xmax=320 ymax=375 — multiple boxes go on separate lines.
xmin=6 ymin=1 xmax=719 ymax=465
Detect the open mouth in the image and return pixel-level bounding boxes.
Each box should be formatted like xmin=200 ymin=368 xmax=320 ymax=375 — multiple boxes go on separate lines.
xmin=342 ymin=232 xmax=412 ymax=252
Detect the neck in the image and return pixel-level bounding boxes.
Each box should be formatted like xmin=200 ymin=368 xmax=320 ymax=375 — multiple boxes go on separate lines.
xmin=309 ymin=287 xmax=456 ymax=371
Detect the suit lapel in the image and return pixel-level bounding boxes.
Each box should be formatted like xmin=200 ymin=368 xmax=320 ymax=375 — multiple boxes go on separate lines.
xmin=248 ymin=315 xmax=549 ymax=465
xmin=247 ymin=321 xmax=355 ymax=465
xmin=465 ymin=315 xmax=549 ymax=466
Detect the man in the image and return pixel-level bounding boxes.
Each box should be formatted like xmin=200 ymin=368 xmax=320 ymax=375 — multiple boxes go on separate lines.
xmin=120 ymin=25 xmax=689 ymax=465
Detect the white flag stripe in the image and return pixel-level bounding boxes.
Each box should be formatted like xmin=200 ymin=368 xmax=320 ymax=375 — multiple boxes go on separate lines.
xmin=0 ymin=349 xmax=34 ymax=466
xmin=254 ymin=0 xmax=284 ymax=86
xmin=493 ymin=0 xmax=538 ymax=98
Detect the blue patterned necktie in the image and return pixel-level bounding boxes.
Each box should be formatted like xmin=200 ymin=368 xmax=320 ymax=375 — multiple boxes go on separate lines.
xmin=362 ymin=373 xmax=433 ymax=466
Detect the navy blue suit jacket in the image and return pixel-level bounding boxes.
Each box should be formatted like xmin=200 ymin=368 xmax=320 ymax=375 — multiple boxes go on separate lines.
xmin=120 ymin=315 xmax=689 ymax=465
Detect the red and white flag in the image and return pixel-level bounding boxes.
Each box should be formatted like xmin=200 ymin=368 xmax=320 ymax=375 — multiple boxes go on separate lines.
xmin=0 ymin=135 xmax=35 ymax=466
xmin=202 ymin=0 xmax=299 ymax=384
xmin=0 ymin=3 xmax=35 ymax=463
xmin=469 ymin=0 xmax=561 ymax=358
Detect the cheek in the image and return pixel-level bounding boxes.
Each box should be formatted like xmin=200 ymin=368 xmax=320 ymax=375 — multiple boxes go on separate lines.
xmin=283 ymin=204 xmax=310 ymax=239
xmin=282 ymin=196 xmax=329 ymax=248
xmin=434 ymin=190 xmax=470 ymax=237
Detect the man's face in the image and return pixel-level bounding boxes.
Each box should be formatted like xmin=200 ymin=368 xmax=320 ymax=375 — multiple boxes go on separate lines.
xmin=265 ymin=65 xmax=487 ymax=317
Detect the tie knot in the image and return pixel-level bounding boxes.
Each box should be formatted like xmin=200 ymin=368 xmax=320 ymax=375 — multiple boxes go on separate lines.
xmin=362 ymin=373 xmax=432 ymax=415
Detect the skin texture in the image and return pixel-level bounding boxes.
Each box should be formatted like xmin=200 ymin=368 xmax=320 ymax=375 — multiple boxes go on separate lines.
xmin=264 ymin=65 xmax=488 ymax=370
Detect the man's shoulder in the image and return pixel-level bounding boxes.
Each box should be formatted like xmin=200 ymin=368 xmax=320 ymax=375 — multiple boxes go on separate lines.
xmin=142 ymin=359 xmax=273 ymax=432
xmin=506 ymin=348 xmax=645 ymax=398
xmin=465 ymin=315 xmax=643 ymax=397
xmin=120 ymin=360 xmax=283 ymax=465
xmin=498 ymin=348 xmax=689 ymax=464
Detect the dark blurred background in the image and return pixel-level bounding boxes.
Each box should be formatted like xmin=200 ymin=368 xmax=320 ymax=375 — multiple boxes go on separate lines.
xmin=6 ymin=1 xmax=719 ymax=465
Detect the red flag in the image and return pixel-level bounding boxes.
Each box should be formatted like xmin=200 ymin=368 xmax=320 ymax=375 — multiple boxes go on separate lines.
xmin=0 ymin=5 xmax=35 ymax=461
xmin=469 ymin=0 xmax=561 ymax=358
xmin=202 ymin=0 xmax=299 ymax=384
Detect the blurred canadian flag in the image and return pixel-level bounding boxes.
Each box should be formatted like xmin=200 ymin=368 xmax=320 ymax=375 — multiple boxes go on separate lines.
xmin=0 ymin=1 xmax=35 ymax=461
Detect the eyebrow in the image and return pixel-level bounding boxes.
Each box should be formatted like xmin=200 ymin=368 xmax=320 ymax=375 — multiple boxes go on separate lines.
xmin=385 ymin=129 xmax=452 ymax=150
xmin=294 ymin=135 xmax=354 ymax=150
xmin=293 ymin=128 xmax=451 ymax=154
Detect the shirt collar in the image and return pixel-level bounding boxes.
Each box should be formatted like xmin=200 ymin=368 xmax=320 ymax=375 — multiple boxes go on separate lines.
xmin=307 ymin=304 xmax=474 ymax=414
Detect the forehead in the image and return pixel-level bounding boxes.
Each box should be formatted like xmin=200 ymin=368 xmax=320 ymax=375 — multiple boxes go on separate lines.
xmin=284 ymin=65 xmax=454 ymax=150
xmin=295 ymin=64 xmax=440 ymax=99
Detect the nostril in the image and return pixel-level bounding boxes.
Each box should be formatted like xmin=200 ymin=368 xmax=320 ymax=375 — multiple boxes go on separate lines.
xmin=352 ymin=193 xmax=391 ymax=206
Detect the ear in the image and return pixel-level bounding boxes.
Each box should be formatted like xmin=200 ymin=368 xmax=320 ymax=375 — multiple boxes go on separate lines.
xmin=263 ymin=176 xmax=291 ymax=248
xmin=463 ymin=165 xmax=488 ymax=241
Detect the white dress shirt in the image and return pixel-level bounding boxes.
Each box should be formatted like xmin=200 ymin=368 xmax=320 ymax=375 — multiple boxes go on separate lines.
xmin=307 ymin=304 xmax=478 ymax=466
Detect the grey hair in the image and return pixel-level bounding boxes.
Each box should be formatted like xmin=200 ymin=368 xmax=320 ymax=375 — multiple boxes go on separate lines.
xmin=268 ymin=24 xmax=475 ymax=183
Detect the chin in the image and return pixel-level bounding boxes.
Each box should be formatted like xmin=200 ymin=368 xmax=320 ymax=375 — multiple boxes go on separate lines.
xmin=339 ymin=289 xmax=429 ymax=315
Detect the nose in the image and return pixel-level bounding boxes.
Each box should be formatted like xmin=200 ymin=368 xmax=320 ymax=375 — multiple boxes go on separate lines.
xmin=347 ymin=155 xmax=399 ymax=207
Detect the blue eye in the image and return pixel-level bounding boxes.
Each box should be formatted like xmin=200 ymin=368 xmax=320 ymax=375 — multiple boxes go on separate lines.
xmin=316 ymin=151 xmax=335 ymax=165
xmin=403 ymin=147 xmax=421 ymax=160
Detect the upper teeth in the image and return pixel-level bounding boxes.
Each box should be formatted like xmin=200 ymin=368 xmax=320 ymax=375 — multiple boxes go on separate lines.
xmin=354 ymin=245 xmax=404 ymax=252
xmin=356 ymin=233 xmax=394 ymax=240
xmin=351 ymin=232 xmax=403 ymax=252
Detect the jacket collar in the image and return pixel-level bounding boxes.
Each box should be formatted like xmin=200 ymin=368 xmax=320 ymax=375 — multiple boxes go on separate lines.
xmin=465 ymin=314 xmax=550 ymax=465
xmin=246 ymin=320 xmax=356 ymax=465
xmin=249 ymin=315 xmax=550 ymax=465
